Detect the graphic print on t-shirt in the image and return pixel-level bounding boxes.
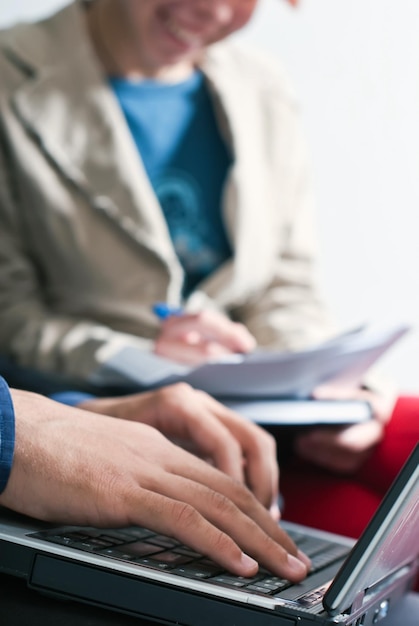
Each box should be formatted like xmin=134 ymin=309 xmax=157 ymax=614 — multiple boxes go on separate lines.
xmin=155 ymin=170 xmax=231 ymax=284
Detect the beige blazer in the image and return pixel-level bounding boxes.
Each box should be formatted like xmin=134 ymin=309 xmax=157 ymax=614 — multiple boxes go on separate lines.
xmin=0 ymin=2 xmax=335 ymax=384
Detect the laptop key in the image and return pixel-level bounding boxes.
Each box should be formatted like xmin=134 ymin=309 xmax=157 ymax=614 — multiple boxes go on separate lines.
xmin=173 ymin=561 xmax=224 ymax=579
xmin=310 ymin=546 xmax=350 ymax=572
xmin=275 ymin=562 xmax=342 ymax=600
xmin=285 ymin=530 xmax=307 ymax=544
xmin=150 ymin=552 xmax=193 ymax=566
xmin=210 ymin=576 xmax=248 ymax=588
xmin=99 ymin=548 xmax=142 ymax=561
xmin=247 ymin=584 xmax=282 ymax=595
xmin=99 ymin=530 xmax=139 ymax=542
xmin=122 ymin=528 xmax=156 ymax=540
xmin=42 ymin=535 xmax=75 ymax=547
xmin=147 ymin=535 xmax=180 ymax=549
xmin=174 ymin=547 xmax=203 ymax=558
xmin=294 ymin=538 xmax=334 ymax=557
xmin=249 ymin=579 xmax=289 ymax=593
xmin=137 ymin=553 xmax=193 ymax=571
xmin=61 ymin=531 xmax=92 ymax=541
xmin=72 ymin=537 xmax=114 ymax=551
xmin=210 ymin=574 xmax=264 ymax=588
xmin=108 ymin=541 xmax=163 ymax=558
xmin=99 ymin=535 xmax=126 ymax=546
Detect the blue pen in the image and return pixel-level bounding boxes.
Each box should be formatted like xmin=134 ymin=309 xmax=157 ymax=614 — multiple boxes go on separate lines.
xmin=152 ymin=302 xmax=184 ymax=321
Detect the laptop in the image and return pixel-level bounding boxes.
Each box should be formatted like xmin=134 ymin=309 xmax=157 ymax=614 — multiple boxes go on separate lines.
xmin=0 ymin=444 xmax=417 ymax=626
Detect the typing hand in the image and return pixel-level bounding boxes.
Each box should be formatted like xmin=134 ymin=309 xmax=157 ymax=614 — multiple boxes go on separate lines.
xmin=294 ymin=385 xmax=395 ymax=473
xmin=154 ymin=309 xmax=256 ymax=365
xmin=3 ymin=390 xmax=309 ymax=580
xmin=78 ymin=383 xmax=279 ymax=513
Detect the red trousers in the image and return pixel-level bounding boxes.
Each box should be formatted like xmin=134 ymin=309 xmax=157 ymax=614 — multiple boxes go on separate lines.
xmin=280 ymin=396 xmax=419 ymax=590
xmin=280 ymin=396 xmax=418 ymax=537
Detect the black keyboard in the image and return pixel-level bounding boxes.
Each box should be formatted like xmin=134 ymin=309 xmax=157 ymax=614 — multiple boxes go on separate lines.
xmin=30 ymin=526 xmax=350 ymax=598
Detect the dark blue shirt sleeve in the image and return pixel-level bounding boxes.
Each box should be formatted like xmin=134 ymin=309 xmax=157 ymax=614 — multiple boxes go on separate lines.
xmin=0 ymin=376 xmax=15 ymax=493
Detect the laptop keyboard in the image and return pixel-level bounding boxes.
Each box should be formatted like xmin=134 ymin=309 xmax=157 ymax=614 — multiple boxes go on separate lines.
xmin=30 ymin=526 xmax=350 ymax=598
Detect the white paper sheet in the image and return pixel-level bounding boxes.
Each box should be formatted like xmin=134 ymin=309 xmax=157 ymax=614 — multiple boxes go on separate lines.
xmin=100 ymin=324 xmax=410 ymax=398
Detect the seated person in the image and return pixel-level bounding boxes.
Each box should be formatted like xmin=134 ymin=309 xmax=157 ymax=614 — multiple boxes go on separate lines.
xmin=0 ymin=0 xmax=335 ymax=389
xmin=0 ymin=0 xmax=416 ymax=547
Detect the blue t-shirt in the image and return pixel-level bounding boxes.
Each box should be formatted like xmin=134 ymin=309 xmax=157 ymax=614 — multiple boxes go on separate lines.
xmin=0 ymin=376 xmax=15 ymax=493
xmin=110 ymin=71 xmax=233 ymax=296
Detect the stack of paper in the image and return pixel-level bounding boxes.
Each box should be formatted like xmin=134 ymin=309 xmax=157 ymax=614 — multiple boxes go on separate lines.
xmin=99 ymin=323 xmax=409 ymax=425
xmin=101 ymin=324 xmax=408 ymax=396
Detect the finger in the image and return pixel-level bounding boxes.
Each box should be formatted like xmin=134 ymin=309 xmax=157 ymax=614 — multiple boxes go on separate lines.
xmin=202 ymin=393 xmax=279 ymax=508
xmin=312 ymin=385 xmax=394 ymax=426
xmin=139 ymin=384 xmax=276 ymax=501
xmin=184 ymin=420 xmax=246 ymax=483
xmin=312 ymin=384 xmax=355 ymax=400
xmin=295 ymin=422 xmax=383 ymax=472
xmin=123 ymin=484 xmax=260 ymax=577
xmin=313 ymin=385 xmax=373 ymax=404
xmin=159 ymin=402 xmax=247 ymax=484
xmin=161 ymin=311 xmax=256 ymax=353
xmin=231 ymin=421 xmax=278 ymax=509
xmin=107 ymin=421 xmax=297 ymax=561
xmin=150 ymin=385 xmax=279 ymax=508
xmin=155 ymin=337 xmax=233 ymax=365
xmin=335 ymin=421 xmax=383 ymax=448
xmin=98 ymin=386 xmax=245 ymax=486
xmin=74 ymin=418 xmax=309 ymax=572
xmin=295 ymin=435 xmax=354 ymax=472
xmin=298 ymin=421 xmax=382 ymax=450
xmin=162 ymin=443 xmax=301 ymax=559
xmin=140 ymin=471 xmax=308 ymax=581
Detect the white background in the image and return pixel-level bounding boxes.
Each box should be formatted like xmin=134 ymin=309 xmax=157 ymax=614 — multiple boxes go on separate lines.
xmin=1 ymin=0 xmax=418 ymax=392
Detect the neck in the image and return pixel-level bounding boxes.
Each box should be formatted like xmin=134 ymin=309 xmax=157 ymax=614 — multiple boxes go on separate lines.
xmin=85 ymin=1 xmax=196 ymax=82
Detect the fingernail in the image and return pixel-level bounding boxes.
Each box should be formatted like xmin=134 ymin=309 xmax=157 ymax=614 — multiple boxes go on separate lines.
xmin=270 ymin=503 xmax=281 ymax=521
xmin=297 ymin=549 xmax=312 ymax=570
xmin=287 ymin=553 xmax=308 ymax=576
xmin=240 ymin=553 xmax=258 ymax=572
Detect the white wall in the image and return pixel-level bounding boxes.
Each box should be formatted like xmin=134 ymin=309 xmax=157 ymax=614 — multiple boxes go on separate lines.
xmin=1 ymin=0 xmax=418 ymax=392
xmin=239 ymin=0 xmax=419 ymax=392
xmin=0 ymin=0 xmax=69 ymax=26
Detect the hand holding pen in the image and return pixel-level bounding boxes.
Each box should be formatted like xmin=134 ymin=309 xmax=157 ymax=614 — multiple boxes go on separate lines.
xmin=153 ymin=303 xmax=256 ymax=365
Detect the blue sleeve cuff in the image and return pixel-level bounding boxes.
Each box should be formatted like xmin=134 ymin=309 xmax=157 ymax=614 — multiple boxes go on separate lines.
xmin=49 ymin=391 xmax=96 ymax=407
xmin=0 ymin=376 xmax=15 ymax=493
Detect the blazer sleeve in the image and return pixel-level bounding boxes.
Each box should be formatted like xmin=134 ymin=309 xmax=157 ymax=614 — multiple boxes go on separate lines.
xmin=0 ymin=137 xmax=152 ymax=385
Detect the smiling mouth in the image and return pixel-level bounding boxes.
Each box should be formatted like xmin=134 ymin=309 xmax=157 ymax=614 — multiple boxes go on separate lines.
xmin=162 ymin=15 xmax=204 ymax=48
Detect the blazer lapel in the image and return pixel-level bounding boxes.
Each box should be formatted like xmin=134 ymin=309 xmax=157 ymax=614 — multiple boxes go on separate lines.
xmin=6 ymin=2 xmax=181 ymax=273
